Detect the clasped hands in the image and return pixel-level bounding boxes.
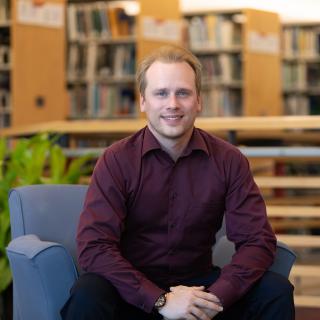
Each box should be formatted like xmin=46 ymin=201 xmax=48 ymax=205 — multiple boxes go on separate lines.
xmin=159 ymin=285 xmax=223 ymax=320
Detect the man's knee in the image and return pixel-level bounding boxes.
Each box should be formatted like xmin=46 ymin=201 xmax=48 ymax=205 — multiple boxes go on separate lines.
xmin=61 ymin=273 xmax=120 ymax=319
xmin=257 ymin=271 xmax=294 ymax=300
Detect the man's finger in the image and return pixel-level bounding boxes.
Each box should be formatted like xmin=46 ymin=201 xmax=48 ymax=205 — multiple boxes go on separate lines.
xmin=169 ymin=285 xmax=205 ymax=292
xmin=194 ymin=297 xmax=223 ymax=312
xmin=189 ymin=305 xmax=212 ymax=320
xmin=194 ymin=290 xmax=222 ymax=304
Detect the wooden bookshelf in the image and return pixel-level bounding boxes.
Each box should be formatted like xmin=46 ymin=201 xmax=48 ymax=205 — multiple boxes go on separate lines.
xmin=137 ymin=0 xmax=182 ymax=64
xmin=183 ymin=8 xmax=282 ymax=117
xmin=0 ymin=0 xmax=11 ymax=129
xmin=282 ymin=21 xmax=320 ymax=116
xmin=66 ymin=0 xmax=181 ymax=120
xmin=11 ymin=0 xmax=68 ymax=127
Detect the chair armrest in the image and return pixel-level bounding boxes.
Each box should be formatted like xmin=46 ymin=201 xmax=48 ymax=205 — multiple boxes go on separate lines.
xmin=6 ymin=234 xmax=78 ymax=320
xmin=269 ymin=240 xmax=296 ymax=278
xmin=212 ymin=236 xmax=296 ymax=278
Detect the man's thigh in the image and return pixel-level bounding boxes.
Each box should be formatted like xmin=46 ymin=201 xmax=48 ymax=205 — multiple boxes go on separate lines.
xmin=62 ymin=272 xmax=162 ymax=320
xmin=118 ymin=296 xmax=162 ymax=320
xmin=216 ymin=271 xmax=294 ymax=320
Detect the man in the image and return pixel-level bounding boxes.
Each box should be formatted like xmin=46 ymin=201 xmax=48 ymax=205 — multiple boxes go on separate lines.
xmin=61 ymin=45 xmax=294 ymax=320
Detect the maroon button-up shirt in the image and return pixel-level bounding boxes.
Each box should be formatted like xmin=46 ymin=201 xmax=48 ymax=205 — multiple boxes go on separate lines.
xmin=77 ymin=126 xmax=276 ymax=313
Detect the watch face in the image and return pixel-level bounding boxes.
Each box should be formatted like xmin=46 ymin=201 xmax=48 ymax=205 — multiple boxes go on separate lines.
xmin=155 ymin=294 xmax=166 ymax=308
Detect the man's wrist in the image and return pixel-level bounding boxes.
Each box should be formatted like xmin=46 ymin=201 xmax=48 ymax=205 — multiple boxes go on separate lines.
xmin=154 ymin=292 xmax=167 ymax=311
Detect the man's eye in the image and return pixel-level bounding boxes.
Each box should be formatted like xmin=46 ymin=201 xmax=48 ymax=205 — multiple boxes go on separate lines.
xmin=156 ymin=91 xmax=167 ymax=97
xmin=177 ymin=91 xmax=189 ymax=97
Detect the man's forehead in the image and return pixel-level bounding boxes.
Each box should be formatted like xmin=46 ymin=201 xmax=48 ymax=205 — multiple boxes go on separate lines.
xmin=150 ymin=86 xmax=193 ymax=91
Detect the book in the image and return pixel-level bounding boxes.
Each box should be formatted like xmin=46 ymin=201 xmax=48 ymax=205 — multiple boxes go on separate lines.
xmin=0 ymin=45 xmax=10 ymax=66
xmin=0 ymin=89 xmax=10 ymax=109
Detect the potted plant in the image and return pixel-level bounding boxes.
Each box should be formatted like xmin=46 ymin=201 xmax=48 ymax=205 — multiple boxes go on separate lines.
xmin=0 ymin=133 xmax=94 ymax=319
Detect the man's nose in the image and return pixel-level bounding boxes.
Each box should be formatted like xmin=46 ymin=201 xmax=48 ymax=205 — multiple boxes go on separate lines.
xmin=167 ymin=94 xmax=178 ymax=109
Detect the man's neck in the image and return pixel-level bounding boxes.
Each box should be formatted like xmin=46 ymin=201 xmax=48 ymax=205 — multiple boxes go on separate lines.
xmin=148 ymin=126 xmax=193 ymax=162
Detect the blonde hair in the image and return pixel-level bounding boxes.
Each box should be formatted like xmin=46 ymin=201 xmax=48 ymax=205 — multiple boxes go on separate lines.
xmin=136 ymin=45 xmax=202 ymax=97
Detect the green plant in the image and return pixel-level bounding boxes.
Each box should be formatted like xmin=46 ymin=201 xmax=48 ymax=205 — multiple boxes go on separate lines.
xmin=0 ymin=133 xmax=94 ymax=293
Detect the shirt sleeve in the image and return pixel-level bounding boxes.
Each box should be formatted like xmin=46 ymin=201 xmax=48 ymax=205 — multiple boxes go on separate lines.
xmin=208 ymin=150 xmax=277 ymax=308
xmin=77 ymin=149 xmax=165 ymax=313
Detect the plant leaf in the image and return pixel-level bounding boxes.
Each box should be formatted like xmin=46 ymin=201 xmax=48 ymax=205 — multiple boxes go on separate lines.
xmin=49 ymin=144 xmax=66 ymax=184
xmin=0 ymin=257 xmax=12 ymax=293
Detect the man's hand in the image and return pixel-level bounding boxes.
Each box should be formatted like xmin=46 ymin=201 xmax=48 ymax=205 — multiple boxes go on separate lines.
xmin=158 ymin=285 xmax=223 ymax=320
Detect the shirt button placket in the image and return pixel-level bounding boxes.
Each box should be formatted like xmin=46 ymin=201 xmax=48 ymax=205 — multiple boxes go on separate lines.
xmin=167 ymin=167 xmax=177 ymax=274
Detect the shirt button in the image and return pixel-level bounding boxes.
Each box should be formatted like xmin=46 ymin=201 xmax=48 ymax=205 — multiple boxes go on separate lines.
xmin=171 ymin=192 xmax=177 ymax=200
xmin=170 ymin=223 xmax=176 ymax=229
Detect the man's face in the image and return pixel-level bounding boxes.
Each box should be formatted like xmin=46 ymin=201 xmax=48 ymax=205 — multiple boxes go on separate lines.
xmin=140 ymin=61 xmax=201 ymax=143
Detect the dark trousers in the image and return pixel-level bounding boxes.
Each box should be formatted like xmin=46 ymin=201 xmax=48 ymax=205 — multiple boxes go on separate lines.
xmin=61 ymin=268 xmax=294 ymax=320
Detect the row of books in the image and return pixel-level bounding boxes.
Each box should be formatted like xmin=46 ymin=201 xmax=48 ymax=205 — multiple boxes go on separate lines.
xmin=68 ymin=1 xmax=137 ymax=41
xmin=284 ymin=95 xmax=320 ymax=115
xmin=68 ymin=83 xmax=136 ymax=119
xmin=0 ymin=113 xmax=9 ymax=127
xmin=199 ymin=53 xmax=242 ymax=84
xmin=0 ymin=89 xmax=10 ymax=109
xmin=283 ymin=62 xmax=320 ymax=89
xmin=201 ymin=88 xmax=242 ymax=117
xmin=186 ymin=14 xmax=242 ymax=51
xmin=0 ymin=45 xmax=10 ymax=66
xmin=68 ymin=43 xmax=135 ymax=81
xmin=282 ymin=27 xmax=320 ymax=58
xmin=0 ymin=72 xmax=9 ymax=89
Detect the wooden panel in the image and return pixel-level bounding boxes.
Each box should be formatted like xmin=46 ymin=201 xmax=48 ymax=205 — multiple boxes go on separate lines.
xmin=266 ymin=195 xmax=320 ymax=206
xmin=291 ymin=265 xmax=320 ymax=277
xmin=271 ymin=219 xmax=320 ymax=229
xmin=255 ymin=176 xmax=320 ymax=188
xmin=267 ymin=206 xmax=320 ymax=218
xmin=276 ymin=235 xmax=320 ymax=248
xmin=137 ymin=0 xmax=182 ymax=63
xmin=194 ymin=115 xmax=320 ymax=130
xmin=243 ymin=9 xmax=282 ymax=116
xmin=11 ymin=0 xmax=68 ymax=126
xmin=3 ymin=115 xmax=320 ymax=137
xmin=294 ymin=295 xmax=320 ymax=308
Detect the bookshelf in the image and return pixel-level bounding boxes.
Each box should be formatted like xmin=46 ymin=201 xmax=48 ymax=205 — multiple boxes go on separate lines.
xmin=183 ymin=8 xmax=283 ymax=117
xmin=282 ymin=22 xmax=320 ymax=116
xmin=67 ymin=0 xmax=138 ymax=119
xmin=0 ymin=0 xmax=11 ymax=129
xmin=11 ymin=0 xmax=68 ymax=127
xmin=66 ymin=0 xmax=182 ymax=120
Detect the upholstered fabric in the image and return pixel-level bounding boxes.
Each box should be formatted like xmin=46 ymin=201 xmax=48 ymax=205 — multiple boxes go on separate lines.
xmin=6 ymin=184 xmax=296 ymax=320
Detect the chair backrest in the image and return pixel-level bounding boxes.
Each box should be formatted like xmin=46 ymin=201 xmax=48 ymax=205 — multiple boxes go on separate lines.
xmin=9 ymin=184 xmax=88 ymax=269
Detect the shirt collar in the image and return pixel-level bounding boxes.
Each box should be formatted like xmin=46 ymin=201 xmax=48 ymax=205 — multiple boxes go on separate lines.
xmin=182 ymin=127 xmax=210 ymax=157
xmin=142 ymin=127 xmax=162 ymax=157
xmin=142 ymin=126 xmax=209 ymax=157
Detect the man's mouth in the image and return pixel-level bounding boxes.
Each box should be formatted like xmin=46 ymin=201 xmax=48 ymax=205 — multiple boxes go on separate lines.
xmin=161 ymin=115 xmax=183 ymax=120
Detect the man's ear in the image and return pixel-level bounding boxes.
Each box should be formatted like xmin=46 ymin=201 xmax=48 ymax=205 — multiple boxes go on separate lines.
xmin=197 ymin=95 xmax=202 ymax=113
xmin=140 ymin=94 xmax=146 ymax=112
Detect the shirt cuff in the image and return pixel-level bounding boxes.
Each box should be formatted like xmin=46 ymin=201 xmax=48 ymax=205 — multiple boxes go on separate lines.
xmin=137 ymin=278 xmax=166 ymax=313
xmin=207 ymin=278 xmax=240 ymax=309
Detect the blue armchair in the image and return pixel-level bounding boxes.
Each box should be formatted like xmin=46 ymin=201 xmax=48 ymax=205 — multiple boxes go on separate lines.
xmin=6 ymin=184 xmax=296 ymax=320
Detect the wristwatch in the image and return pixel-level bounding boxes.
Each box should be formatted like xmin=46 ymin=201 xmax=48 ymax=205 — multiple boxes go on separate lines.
xmin=154 ymin=293 xmax=167 ymax=310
